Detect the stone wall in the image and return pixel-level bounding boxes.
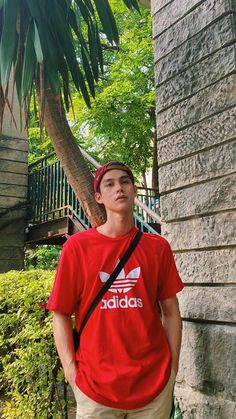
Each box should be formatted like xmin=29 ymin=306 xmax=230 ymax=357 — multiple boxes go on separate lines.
xmin=0 ymin=74 xmax=28 ymax=273
xmin=152 ymin=0 xmax=236 ymax=417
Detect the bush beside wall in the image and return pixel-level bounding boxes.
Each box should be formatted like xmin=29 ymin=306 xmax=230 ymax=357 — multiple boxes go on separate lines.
xmin=0 ymin=270 xmax=71 ymax=419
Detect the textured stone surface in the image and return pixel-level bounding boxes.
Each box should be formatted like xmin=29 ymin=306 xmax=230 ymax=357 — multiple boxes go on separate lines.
xmin=154 ymin=14 xmax=235 ymax=84
xmin=157 ymin=75 xmax=236 ymax=138
xmin=0 ymin=247 xmax=25 ymax=259
xmin=0 ymin=136 xmax=28 ymax=151
xmin=178 ymin=287 xmax=236 ymax=322
xmin=153 ymin=0 xmax=236 ymax=416
xmin=154 ymin=0 xmax=235 ymax=61
xmin=159 ymin=140 xmax=236 ymax=192
xmin=161 ymin=174 xmax=236 ymax=221
xmin=1 ymin=73 xmax=27 ymax=139
xmin=0 ymin=259 xmax=24 ymax=273
xmin=157 ymin=108 xmax=236 ymax=165
xmin=156 ymin=45 xmax=236 ymax=111
xmin=162 ymin=212 xmax=236 ymax=250
xmin=0 ymin=184 xmax=27 ymax=197
xmin=151 ymin=0 xmax=173 ymax=16
xmin=177 ymin=322 xmax=236 ymax=400
xmin=0 ymin=147 xmax=27 ymax=161
xmin=153 ymin=0 xmax=216 ymax=40
xmin=0 ymin=159 xmax=27 ymax=174
xmin=0 ymin=232 xmax=25 ymax=246
xmin=175 ymin=249 xmax=236 ymax=284
xmin=0 ymin=220 xmax=26 ymax=235
xmin=0 ymin=195 xmax=26 ymax=208
xmin=0 ymin=171 xmax=28 ymax=186
xmin=175 ymin=386 xmax=236 ymax=418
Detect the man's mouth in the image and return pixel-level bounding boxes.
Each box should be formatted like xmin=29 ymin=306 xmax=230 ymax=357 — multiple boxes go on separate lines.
xmin=115 ymin=195 xmax=127 ymax=201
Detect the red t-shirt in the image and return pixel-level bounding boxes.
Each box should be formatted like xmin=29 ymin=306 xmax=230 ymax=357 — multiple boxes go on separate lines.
xmin=47 ymin=226 xmax=184 ymax=409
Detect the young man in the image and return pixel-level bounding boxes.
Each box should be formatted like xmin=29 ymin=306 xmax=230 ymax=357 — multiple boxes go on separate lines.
xmin=47 ymin=161 xmax=184 ymax=419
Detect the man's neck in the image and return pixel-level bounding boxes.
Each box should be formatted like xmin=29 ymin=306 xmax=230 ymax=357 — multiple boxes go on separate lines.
xmin=96 ymin=213 xmax=134 ymax=238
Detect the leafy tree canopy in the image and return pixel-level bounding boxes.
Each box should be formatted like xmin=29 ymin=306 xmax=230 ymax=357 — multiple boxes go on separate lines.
xmin=68 ymin=1 xmax=155 ymax=181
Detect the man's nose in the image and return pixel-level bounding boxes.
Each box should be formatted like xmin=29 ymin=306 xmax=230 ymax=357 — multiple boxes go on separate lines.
xmin=116 ymin=181 xmax=124 ymax=191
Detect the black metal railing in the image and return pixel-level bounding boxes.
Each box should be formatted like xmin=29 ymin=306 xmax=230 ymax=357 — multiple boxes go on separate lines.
xmin=28 ymin=154 xmax=160 ymax=234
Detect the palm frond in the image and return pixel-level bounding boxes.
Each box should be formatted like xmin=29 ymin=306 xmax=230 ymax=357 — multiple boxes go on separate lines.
xmin=0 ymin=0 xmax=18 ymax=91
xmin=0 ymin=0 xmax=140 ymax=115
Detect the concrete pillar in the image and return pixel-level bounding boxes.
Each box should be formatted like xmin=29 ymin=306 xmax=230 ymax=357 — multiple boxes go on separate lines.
xmin=152 ymin=0 xmax=236 ymax=417
xmin=0 ymin=72 xmax=28 ymax=272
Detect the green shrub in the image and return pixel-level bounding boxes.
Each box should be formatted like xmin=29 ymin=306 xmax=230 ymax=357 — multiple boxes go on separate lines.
xmin=0 ymin=270 xmax=70 ymax=419
xmin=25 ymin=246 xmax=61 ymax=271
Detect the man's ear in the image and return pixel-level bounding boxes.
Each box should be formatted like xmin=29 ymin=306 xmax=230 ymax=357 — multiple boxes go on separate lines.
xmin=95 ymin=191 xmax=103 ymax=204
xmin=134 ymin=185 xmax=138 ymax=196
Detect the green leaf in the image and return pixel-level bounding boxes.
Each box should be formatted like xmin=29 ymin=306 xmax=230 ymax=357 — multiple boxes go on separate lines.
xmin=122 ymin=0 xmax=140 ymax=12
xmin=75 ymin=0 xmax=90 ymax=24
xmin=0 ymin=0 xmax=18 ymax=89
xmin=52 ymin=0 xmax=90 ymax=105
xmin=130 ymin=0 xmax=140 ymax=13
xmin=81 ymin=46 xmax=95 ymax=97
xmin=88 ymin=23 xmax=99 ymax=82
xmin=33 ymin=21 xmax=43 ymax=63
xmin=21 ymin=20 xmax=36 ymax=99
xmin=103 ymin=0 xmax=119 ymax=45
xmin=93 ymin=0 xmax=117 ymax=44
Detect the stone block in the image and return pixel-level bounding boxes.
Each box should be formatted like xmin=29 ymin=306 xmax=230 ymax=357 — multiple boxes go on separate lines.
xmin=154 ymin=14 xmax=235 ymax=84
xmin=175 ymin=249 xmax=236 ymax=284
xmin=156 ymin=75 xmax=236 ymax=138
xmin=0 ymin=209 xmax=27 ymax=220
xmin=0 ymin=195 xmax=27 ymax=208
xmin=175 ymin=386 xmax=236 ymax=418
xmin=0 ymin=247 xmax=24 ymax=259
xmin=0 ymin=232 xmax=25 ymax=246
xmin=157 ymin=108 xmax=236 ymax=165
xmin=0 ymin=219 xmax=26 ymax=234
xmin=0 ymin=136 xmax=28 ymax=152
xmin=154 ymin=0 xmax=236 ymax=61
xmin=0 ymin=258 xmax=24 ymax=273
xmin=178 ymin=287 xmax=236 ymax=322
xmin=162 ymin=212 xmax=236 ymax=250
xmin=0 ymin=147 xmax=27 ymax=162
xmin=159 ymin=140 xmax=236 ymax=192
xmin=156 ymin=45 xmax=236 ymax=111
xmin=151 ymin=0 xmax=173 ymax=16
xmin=0 ymin=171 xmax=28 ymax=186
xmin=177 ymin=322 xmax=236 ymax=400
xmin=160 ymin=174 xmax=236 ymax=221
xmin=0 ymin=159 xmax=28 ymax=174
xmin=153 ymin=0 xmax=214 ymax=40
xmin=0 ymin=183 xmax=27 ymax=198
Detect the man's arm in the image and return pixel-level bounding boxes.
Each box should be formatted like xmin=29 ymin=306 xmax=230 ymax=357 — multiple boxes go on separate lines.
xmin=159 ymin=295 xmax=182 ymax=375
xmin=53 ymin=311 xmax=77 ymax=388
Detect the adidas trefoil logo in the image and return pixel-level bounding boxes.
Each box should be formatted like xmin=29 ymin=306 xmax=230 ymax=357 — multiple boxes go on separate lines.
xmin=100 ymin=260 xmax=141 ymax=294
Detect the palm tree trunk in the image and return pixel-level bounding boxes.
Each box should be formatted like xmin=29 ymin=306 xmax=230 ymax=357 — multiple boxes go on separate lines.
xmin=37 ymin=85 xmax=106 ymax=227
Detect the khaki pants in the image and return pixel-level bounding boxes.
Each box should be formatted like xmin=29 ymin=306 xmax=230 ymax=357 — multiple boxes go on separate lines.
xmin=73 ymin=369 xmax=176 ymax=419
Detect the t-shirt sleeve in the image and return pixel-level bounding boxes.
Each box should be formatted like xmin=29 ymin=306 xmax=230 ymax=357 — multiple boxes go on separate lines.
xmin=46 ymin=239 xmax=80 ymax=314
xmin=157 ymin=239 xmax=184 ymax=301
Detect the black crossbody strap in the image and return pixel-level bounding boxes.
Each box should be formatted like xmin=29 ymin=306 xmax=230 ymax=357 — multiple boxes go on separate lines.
xmin=77 ymin=229 xmax=143 ymax=342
